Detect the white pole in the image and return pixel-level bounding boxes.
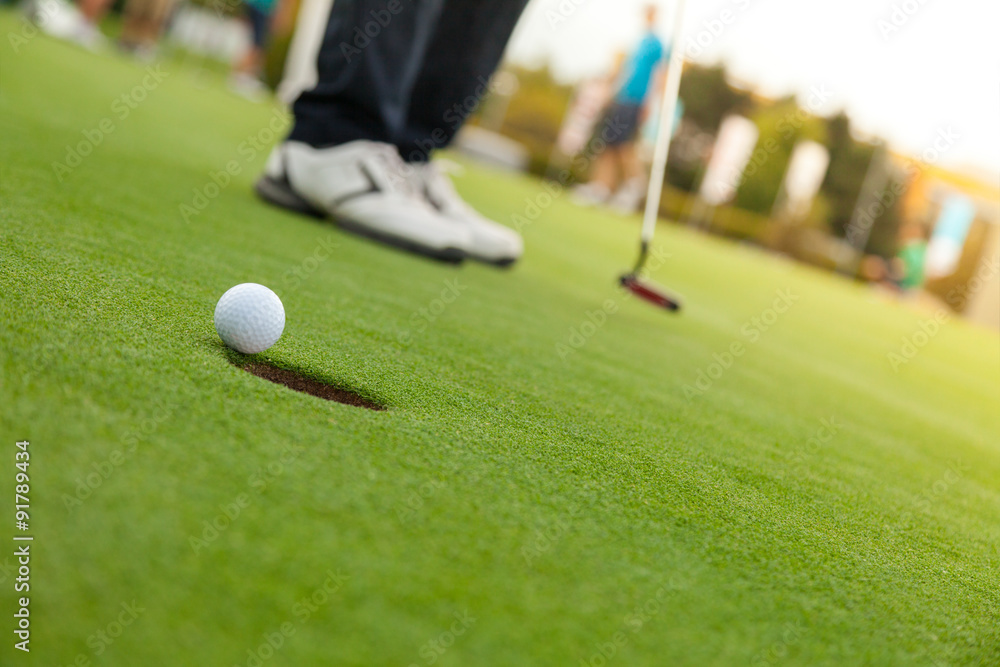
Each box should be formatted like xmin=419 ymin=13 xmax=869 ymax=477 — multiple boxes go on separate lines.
xmin=640 ymin=0 xmax=687 ymax=246
xmin=277 ymin=0 xmax=336 ymax=104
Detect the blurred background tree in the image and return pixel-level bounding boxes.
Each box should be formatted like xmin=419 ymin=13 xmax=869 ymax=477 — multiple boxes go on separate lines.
xmin=821 ymin=112 xmax=874 ymax=238
xmin=677 ymin=63 xmax=754 ymax=135
xmin=667 ymin=64 xmax=753 ymax=192
xmin=475 ymin=64 xmax=573 ymax=175
xmin=733 ymin=96 xmax=826 ymax=216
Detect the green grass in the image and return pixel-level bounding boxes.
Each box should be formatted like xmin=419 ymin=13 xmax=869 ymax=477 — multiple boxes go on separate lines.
xmin=2 ymin=14 xmax=999 ymax=665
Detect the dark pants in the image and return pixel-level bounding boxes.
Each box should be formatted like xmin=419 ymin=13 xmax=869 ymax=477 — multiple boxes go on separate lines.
xmin=245 ymin=4 xmax=270 ymax=50
xmin=601 ymin=102 xmax=642 ymax=147
xmin=289 ymin=0 xmax=530 ymax=162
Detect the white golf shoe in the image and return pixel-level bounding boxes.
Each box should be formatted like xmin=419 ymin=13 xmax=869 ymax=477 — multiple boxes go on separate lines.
xmin=409 ymin=161 xmax=524 ymax=267
xmin=255 ymin=141 xmax=470 ymax=263
xmin=608 ymin=177 xmax=647 ymax=214
xmin=570 ymin=182 xmax=611 ymax=207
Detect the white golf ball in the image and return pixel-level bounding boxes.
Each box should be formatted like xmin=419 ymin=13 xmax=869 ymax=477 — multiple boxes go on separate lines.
xmin=214 ymin=283 xmax=285 ymax=354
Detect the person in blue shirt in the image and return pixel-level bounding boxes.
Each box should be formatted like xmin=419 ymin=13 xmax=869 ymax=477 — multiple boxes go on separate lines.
xmin=573 ymin=5 xmax=668 ymax=212
xmin=230 ymin=0 xmax=279 ymax=99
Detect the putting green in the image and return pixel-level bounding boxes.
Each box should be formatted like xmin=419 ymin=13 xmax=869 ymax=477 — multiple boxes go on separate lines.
xmin=1 ymin=13 xmax=998 ymax=666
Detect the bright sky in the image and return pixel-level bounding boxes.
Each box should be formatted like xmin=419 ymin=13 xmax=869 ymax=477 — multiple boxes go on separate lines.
xmin=505 ymin=0 xmax=1000 ymax=181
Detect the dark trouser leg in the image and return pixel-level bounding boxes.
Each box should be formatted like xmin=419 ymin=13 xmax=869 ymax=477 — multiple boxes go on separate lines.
xmin=288 ymin=0 xmax=446 ymax=147
xmin=396 ymin=0 xmax=530 ymax=163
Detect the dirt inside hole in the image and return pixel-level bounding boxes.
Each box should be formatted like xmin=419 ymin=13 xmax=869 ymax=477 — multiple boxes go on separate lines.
xmin=244 ymin=363 xmax=385 ymax=410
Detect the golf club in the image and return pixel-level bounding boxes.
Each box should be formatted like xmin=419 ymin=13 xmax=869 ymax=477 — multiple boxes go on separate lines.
xmin=619 ymin=0 xmax=687 ymax=312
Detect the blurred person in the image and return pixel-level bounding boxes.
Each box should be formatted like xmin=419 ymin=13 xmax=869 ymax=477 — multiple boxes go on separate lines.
xmin=27 ymin=0 xmax=112 ymax=49
xmin=230 ymin=0 xmax=276 ymax=100
xmin=255 ymin=0 xmax=529 ymax=265
xmin=118 ymin=0 xmax=177 ymax=60
xmin=895 ymin=221 xmax=928 ymax=291
xmin=859 ymin=254 xmax=904 ymax=295
xmin=550 ymin=51 xmax=625 ymax=172
xmin=69 ymin=0 xmax=109 ymax=46
xmin=859 ymin=254 xmax=889 ymax=283
xmin=572 ymin=4 xmax=668 ymax=213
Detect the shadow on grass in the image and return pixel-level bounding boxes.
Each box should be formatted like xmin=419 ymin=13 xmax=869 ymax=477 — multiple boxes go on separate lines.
xmin=213 ymin=339 xmax=386 ymax=410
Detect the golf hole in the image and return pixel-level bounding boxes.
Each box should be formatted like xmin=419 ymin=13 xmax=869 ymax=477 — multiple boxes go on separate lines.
xmin=243 ymin=363 xmax=385 ymax=410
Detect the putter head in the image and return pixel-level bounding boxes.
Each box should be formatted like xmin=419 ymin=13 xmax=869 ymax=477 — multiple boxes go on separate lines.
xmin=619 ymin=274 xmax=682 ymax=312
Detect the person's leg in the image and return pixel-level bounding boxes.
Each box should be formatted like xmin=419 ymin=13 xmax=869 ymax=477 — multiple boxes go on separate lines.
xmin=119 ymin=0 xmax=172 ymax=51
xmin=261 ymin=0 xmax=526 ymax=264
xmin=392 ymin=0 xmax=529 ymax=264
xmin=234 ymin=5 xmax=268 ymax=77
xmin=395 ymin=0 xmax=531 ymax=162
xmin=145 ymin=0 xmax=176 ymax=45
xmin=593 ymin=148 xmax=622 ymax=191
xmin=119 ymin=0 xmax=144 ymax=47
xmin=572 ymin=101 xmax=643 ymax=207
xmin=288 ymin=0 xmax=446 ymax=148
xmin=604 ymin=102 xmax=649 ymax=213
xmin=606 ymin=140 xmax=647 ymax=213
xmin=258 ymin=0 xmax=472 ymax=262
xmin=78 ymin=0 xmax=112 ymax=22
xmin=618 ymin=141 xmax=643 ymax=182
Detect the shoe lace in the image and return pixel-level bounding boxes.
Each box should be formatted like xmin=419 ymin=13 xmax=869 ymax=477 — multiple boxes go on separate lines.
xmin=363 ymin=144 xmax=420 ymax=198
xmin=417 ymin=161 xmax=473 ymax=214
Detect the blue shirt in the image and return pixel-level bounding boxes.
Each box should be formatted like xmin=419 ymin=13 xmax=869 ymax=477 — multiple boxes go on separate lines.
xmin=615 ymin=33 xmax=666 ymax=105
xmin=245 ymin=0 xmax=276 ymax=13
